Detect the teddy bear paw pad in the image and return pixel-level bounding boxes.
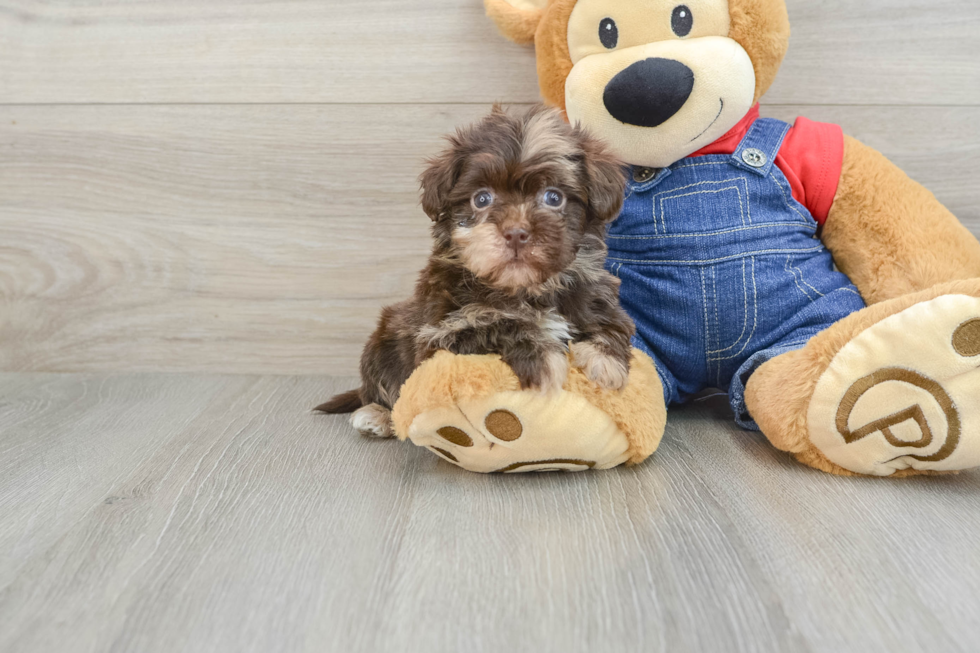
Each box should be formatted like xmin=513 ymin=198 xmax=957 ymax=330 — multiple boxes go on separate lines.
xmin=405 ymin=389 xmax=632 ymax=473
xmin=808 ymin=294 xmax=980 ymax=476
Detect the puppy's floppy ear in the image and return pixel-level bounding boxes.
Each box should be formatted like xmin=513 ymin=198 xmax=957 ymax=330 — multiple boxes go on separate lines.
xmin=484 ymin=0 xmax=548 ymax=45
xmin=578 ymin=129 xmax=627 ymax=224
xmin=419 ymin=144 xmax=462 ymax=222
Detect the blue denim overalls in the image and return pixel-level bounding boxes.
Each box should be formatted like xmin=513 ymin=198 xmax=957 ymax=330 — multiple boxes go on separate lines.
xmin=605 ymin=118 xmax=867 ymax=429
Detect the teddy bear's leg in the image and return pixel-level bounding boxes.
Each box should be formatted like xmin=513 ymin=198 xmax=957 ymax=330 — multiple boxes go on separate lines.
xmin=391 ymin=349 xmax=668 ymax=473
xmin=744 ymin=279 xmax=980 ymax=477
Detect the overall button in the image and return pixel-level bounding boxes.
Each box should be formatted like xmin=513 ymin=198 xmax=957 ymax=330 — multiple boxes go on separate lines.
xmin=741 ymin=148 xmax=767 ymax=168
xmin=633 ymin=167 xmax=656 ymax=183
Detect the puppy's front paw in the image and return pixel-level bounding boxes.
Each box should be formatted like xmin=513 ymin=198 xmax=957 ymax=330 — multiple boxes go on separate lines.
xmin=571 ymin=341 xmax=630 ymax=391
xmin=510 ymin=350 xmax=569 ymax=395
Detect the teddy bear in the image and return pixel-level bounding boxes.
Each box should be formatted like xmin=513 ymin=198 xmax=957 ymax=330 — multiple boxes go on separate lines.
xmin=390 ymin=0 xmax=980 ymax=477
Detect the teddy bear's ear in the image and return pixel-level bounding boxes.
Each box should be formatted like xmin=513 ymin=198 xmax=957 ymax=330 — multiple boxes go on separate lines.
xmin=484 ymin=0 xmax=549 ymax=45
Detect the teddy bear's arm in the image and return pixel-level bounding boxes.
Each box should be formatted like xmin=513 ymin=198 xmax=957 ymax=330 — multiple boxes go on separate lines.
xmin=821 ymin=135 xmax=980 ymax=305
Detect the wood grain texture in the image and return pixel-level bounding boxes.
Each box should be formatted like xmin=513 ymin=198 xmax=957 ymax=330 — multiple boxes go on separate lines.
xmin=2 ymin=104 xmax=978 ymax=374
xmin=2 ymin=3 xmax=979 ymax=651
xmin=1 ymin=373 xmax=978 ymax=653
xmin=0 ymin=373 xmax=250 ymax=589
xmin=0 ymin=0 xmax=978 ymax=105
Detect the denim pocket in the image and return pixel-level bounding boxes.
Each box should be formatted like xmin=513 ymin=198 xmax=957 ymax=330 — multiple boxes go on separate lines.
xmin=653 ymin=178 xmax=752 ymax=235
xmin=610 ymin=176 xmax=752 ymax=239
xmin=704 ymin=257 xmax=758 ymax=365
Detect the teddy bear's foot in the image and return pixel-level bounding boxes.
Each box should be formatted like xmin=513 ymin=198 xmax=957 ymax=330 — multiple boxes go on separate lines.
xmin=390 ymin=349 xmax=666 ymax=473
xmin=748 ymin=281 xmax=980 ymax=477
xmin=405 ymin=389 xmax=633 ymax=473
xmin=807 ymin=294 xmax=980 ymax=476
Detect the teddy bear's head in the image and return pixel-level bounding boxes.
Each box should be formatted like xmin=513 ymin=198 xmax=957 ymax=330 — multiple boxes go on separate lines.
xmin=486 ymin=0 xmax=790 ymax=167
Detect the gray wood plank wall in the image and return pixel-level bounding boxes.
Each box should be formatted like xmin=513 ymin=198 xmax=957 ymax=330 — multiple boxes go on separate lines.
xmin=1 ymin=0 xmax=979 ymax=375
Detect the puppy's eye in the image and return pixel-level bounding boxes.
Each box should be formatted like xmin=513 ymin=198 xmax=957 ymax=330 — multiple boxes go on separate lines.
xmin=472 ymin=190 xmax=494 ymax=209
xmin=599 ymin=18 xmax=618 ymax=49
xmin=671 ymin=5 xmax=693 ymax=37
xmin=543 ymin=189 xmax=564 ymax=208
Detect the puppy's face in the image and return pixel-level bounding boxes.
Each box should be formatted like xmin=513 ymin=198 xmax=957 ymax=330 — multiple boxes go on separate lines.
xmin=420 ymin=106 xmax=626 ymax=291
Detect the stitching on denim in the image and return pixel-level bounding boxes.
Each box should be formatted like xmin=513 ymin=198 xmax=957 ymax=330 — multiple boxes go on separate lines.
xmin=699 ymin=268 xmax=714 ymax=382
xmin=656 ymin=178 xmax=751 ymax=227
xmin=712 ymin=266 xmax=720 ymax=354
xmin=731 ymin=121 xmax=789 ymax=178
xmin=743 ymin=120 xmax=790 ymax=161
xmin=798 ymin=267 xmax=825 ymax=298
xmin=785 ymin=256 xmax=824 ymax=301
xmin=607 ymin=246 xmax=825 ymax=266
xmin=658 ymin=187 xmax=745 ymax=231
xmin=768 ymin=171 xmax=811 ymax=225
xmin=606 ymin=222 xmax=816 ymax=240
xmin=709 ymin=257 xmax=759 ymax=365
xmin=652 ymin=362 xmax=675 ymax=403
xmin=785 ymin=256 xmax=814 ymax=300
xmin=640 ymin=188 xmax=659 ymax=234
xmin=672 ymin=161 xmax=730 ymax=171
xmin=707 ymin=259 xmax=750 ymax=356
xmin=761 ymin=122 xmax=791 ymax=160
xmin=740 ymin=179 xmax=751 ymax=224
xmin=654 ymin=177 xmax=748 ymax=197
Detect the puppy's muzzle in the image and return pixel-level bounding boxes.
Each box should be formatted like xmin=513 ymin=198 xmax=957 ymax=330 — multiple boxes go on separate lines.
xmin=602 ymin=58 xmax=695 ymax=128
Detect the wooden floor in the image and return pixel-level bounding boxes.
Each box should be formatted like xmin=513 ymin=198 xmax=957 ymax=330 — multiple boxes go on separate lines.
xmin=3 ymin=0 xmax=980 ymax=651
xmin=1 ymin=374 xmax=979 ymax=652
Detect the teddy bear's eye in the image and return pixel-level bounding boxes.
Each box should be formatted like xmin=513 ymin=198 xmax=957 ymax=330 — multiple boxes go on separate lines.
xmin=671 ymin=5 xmax=693 ymax=37
xmin=599 ymin=18 xmax=618 ymax=49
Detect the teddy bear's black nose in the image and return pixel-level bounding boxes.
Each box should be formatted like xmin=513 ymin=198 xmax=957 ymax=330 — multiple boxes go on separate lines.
xmin=603 ymin=58 xmax=695 ymax=128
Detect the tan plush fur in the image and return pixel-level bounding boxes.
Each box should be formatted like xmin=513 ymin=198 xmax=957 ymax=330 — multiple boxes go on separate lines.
xmin=727 ymin=0 xmax=790 ymax=103
xmin=391 ymin=351 xmax=520 ymax=438
xmin=745 ymin=278 xmax=980 ymax=476
xmin=485 ymin=0 xmax=544 ymax=45
xmin=564 ymin=348 xmax=666 ymax=464
xmin=483 ymin=0 xmax=574 ymax=110
xmin=481 ymin=0 xmax=980 ymax=477
xmin=393 ymin=348 xmax=666 ymax=465
xmin=823 ymin=136 xmax=980 ymax=306
xmin=533 ymin=0 xmax=577 ymax=111
xmin=485 ymin=0 xmax=789 ymax=112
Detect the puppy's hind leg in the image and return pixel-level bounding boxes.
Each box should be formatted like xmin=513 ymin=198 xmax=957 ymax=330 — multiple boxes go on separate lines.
xmin=351 ymin=403 xmax=395 ymax=439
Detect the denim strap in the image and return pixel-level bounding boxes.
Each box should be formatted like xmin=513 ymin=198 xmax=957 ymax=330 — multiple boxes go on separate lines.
xmin=730 ymin=118 xmax=791 ymax=177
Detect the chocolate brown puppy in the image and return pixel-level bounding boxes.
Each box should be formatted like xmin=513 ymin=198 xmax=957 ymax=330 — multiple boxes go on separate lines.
xmin=316 ymin=105 xmax=635 ymax=438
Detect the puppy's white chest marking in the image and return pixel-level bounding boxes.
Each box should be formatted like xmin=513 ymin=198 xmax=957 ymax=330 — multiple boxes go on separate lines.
xmin=418 ymin=305 xmax=573 ymax=351
xmin=536 ymin=310 xmax=573 ymax=347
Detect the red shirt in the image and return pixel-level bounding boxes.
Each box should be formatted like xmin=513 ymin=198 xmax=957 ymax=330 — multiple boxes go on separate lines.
xmin=690 ymin=105 xmax=844 ymax=225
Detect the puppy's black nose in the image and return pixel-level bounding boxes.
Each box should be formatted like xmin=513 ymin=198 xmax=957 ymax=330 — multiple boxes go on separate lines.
xmin=503 ymin=228 xmax=530 ymax=250
xmin=603 ymin=58 xmax=694 ymax=128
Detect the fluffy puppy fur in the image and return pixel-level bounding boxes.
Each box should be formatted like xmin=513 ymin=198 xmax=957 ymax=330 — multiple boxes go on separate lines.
xmin=316 ymin=105 xmax=635 ymax=438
